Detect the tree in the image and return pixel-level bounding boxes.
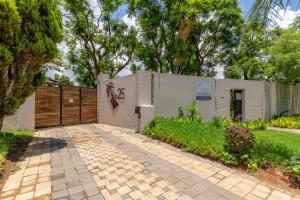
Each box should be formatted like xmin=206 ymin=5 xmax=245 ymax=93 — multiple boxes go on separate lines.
xmin=225 ymin=24 xmax=273 ymax=80
xmin=268 ymin=26 xmax=300 ymax=84
xmin=54 ymin=74 xmax=74 ymax=86
xmin=129 ymin=0 xmax=243 ymax=76
xmin=64 ymin=0 xmax=138 ymax=87
xmin=0 ymin=0 xmax=63 ymax=129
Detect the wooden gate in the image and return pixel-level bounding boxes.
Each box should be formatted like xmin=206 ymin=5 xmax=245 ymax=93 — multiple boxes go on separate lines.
xmin=35 ymin=85 xmax=97 ymax=128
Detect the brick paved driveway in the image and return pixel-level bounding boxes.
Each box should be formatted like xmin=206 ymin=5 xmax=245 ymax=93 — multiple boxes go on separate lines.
xmin=1 ymin=124 xmax=299 ymax=200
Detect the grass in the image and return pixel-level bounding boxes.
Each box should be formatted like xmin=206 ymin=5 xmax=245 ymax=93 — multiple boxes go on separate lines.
xmin=143 ymin=117 xmax=300 ymax=168
xmin=254 ymin=130 xmax=300 ymax=164
xmin=0 ymin=131 xmax=33 ymax=171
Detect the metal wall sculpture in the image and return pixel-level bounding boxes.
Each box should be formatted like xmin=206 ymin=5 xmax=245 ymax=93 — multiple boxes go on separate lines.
xmin=106 ymin=82 xmax=125 ymax=109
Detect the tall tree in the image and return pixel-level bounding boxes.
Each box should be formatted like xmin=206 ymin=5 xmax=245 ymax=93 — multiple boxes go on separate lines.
xmin=0 ymin=0 xmax=63 ymax=129
xmin=268 ymin=23 xmax=300 ymax=84
xmin=129 ymin=0 xmax=243 ymax=76
xmin=225 ymin=24 xmax=273 ymax=80
xmin=64 ymin=0 xmax=138 ymax=87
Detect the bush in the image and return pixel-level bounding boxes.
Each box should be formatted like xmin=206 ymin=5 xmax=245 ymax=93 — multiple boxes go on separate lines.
xmin=285 ymin=157 xmax=300 ymax=183
xmin=222 ymin=152 xmax=238 ymax=166
xmin=241 ymin=119 xmax=268 ymax=130
xmin=270 ymin=115 xmax=300 ymax=129
xmin=224 ymin=125 xmax=255 ymax=155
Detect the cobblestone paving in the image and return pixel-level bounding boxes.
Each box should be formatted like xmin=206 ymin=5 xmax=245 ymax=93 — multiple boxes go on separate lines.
xmin=1 ymin=124 xmax=300 ymax=200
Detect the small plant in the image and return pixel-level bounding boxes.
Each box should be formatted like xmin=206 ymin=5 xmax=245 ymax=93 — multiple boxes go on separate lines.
xmin=222 ymin=152 xmax=238 ymax=166
xmin=241 ymin=119 xmax=268 ymax=131
xmin=212 ymin=116 xmax=225 ymax=128
xmin=241 ymin=154 xmax=258 ymax=171
xmin=212 ymin=116 xmax=231 ymax=129
xmin=188 ymin=101 xmax=199 ymax=121
xmin=178 ymin=105 xmax=184 ymax=118
xmin=224 ymin=125 xmax=255 ymax=156
xmin=285 ymin=157 xmax=300 ymax=183
xmin=270 ymin=115 xmax=300 ymax=129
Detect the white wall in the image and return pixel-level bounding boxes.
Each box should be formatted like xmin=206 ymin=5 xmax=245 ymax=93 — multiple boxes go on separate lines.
xmin=2 ymin=94 xmax=35 ymax=131
xmin=215 ymin=80 xmax=265 ymax=120
xmin=265 ymin=82 xmax=300 ymax=119
xmin=153 ymin=73 xmax=216 ymax=121
xmin=97 ymin=72 xmax=300 ymax=131
xmin=98 ymin=74 xmax=139 ymax=130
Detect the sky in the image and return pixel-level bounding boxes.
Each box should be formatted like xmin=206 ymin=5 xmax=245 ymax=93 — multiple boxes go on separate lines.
xmin=48 ymin=0 xmax=300 ymax=83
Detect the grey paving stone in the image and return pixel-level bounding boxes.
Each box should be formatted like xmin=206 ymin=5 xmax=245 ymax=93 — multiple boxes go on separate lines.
xmin=52 ymin=189 xmax=69 ymax=199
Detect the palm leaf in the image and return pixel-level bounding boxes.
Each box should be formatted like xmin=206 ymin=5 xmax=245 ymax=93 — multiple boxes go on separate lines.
xmin=249 ymin=0 xmax=297 ymax=27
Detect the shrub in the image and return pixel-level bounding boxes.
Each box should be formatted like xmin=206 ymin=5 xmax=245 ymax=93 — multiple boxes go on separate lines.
xmin=241 ymin=119 xmax=268 ymax=130
xmin=285 ymin=157 xmax=300 ymax=183
xmin=270 ymin=115 xmax=300 ymax=129
xmin=188 ymin=101 xmax=199 ymax=121
xmin=224 ymin=125 xmax=255 ymax=155
xmin=222 ymin=152 xmax=238 ymax=166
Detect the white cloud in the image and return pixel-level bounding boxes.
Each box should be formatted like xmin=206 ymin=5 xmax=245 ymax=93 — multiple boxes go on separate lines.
xmin=274 ymin=7 xmax=300 ymax=29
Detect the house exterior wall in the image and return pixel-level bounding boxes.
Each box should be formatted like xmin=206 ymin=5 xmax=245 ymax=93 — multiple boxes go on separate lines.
xmin=2 ymin=94 xmax=35 ymax=131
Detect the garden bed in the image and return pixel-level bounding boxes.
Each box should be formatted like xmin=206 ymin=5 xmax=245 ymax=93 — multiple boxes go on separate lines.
xmin=0 ymin=131 xmax=33 ymax=190
xmin=270 ymin=114 xmax=300 ymax=129
xmin=143 ymin=117 xmax=300 ymax=190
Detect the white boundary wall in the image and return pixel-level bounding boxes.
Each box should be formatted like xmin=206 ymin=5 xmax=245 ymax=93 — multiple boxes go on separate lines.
xmin=97 ymin=72 xmax=153 ymax=131
xmin=2 ymin=94 xmax=35 ymax=131
xmin=97 ymin=72 xmax=300 ymax=131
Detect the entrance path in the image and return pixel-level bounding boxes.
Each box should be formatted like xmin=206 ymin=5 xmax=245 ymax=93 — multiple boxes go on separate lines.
xmin=0 ymin=124 xmax=299 ymax=200
xmin=268 ymin=127 xmax=300 ymax=135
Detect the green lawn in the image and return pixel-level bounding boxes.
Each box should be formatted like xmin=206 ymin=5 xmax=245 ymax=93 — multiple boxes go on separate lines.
xmin=143 ymin=117 xmax=300 ymax=168
xmin=0 ymin=131 xmax=33 ymax=171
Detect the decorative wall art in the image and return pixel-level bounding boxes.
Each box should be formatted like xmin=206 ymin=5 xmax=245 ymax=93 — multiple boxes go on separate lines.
xmin=106 ymin=82 xmax=125 ymax=109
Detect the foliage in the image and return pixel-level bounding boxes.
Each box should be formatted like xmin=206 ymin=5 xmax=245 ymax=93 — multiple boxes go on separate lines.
xmin=222 ymin=152 xmax=238 ymax=166
xmin=143 ymin=117 xmax=300 ymax=172
xmin=239 ymin=119 xmax=268 ymax=131
xmin=211 ymin=116 xmax=231 ymax=129
xmin=268 ymin=26 xmax=300 ymax=84
xmin=187 ymin=101 xmax=199 ymax=121
xmin=64 ymin=0 xmax=138 ymax=87
xmin=224 ymin=125 xmax=256 ymax=155
xmin=285 ymin=157 xmax=300 ymax=183
xmin=225 ymin=23 xmax=274 ymax=80
xmin=227 ymin=17 xmax=300 ymax=84
xmin=143 ymin=117 xmax=226 ymax=159
xmin=178 ymin=105 xmax=184 ymax=118
xmin=0 ymin=0 xmax=63 ymax=129
xmin=249 ymin=0 xmax=299 ymax=27
xmin=0 ymin=131 xmax=33 ymax=171
xmin=270 ymin=115 xmax=300 ymax=129
xmin=54 ymin=74 xmax=74 ymax=86
xmin=129 ymin=0 xmax=243 ymax=76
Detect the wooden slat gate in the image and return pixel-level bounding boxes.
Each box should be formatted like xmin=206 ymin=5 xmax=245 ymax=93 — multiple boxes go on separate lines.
xmin=35 ymin=85 xmax=97 ymax=128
